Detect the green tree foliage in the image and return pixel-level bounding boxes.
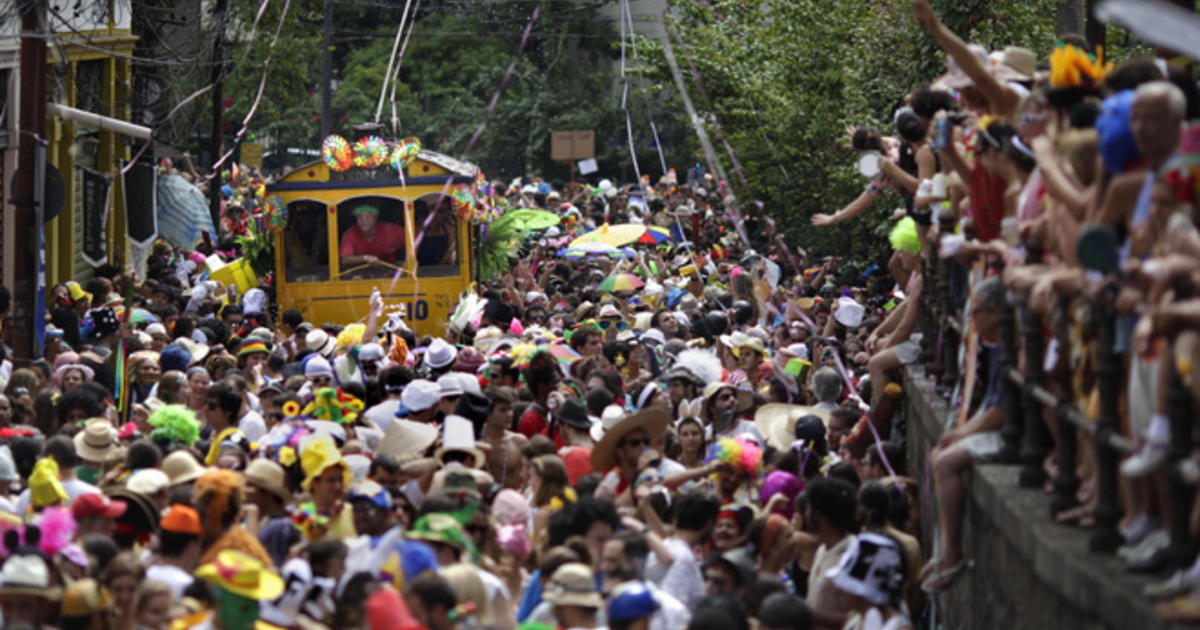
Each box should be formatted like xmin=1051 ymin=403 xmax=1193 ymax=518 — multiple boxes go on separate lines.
xmin=636 ymin=0 xmax=1073 ymax=264
xmin=219 ymin=0 xmax=694 ymax=181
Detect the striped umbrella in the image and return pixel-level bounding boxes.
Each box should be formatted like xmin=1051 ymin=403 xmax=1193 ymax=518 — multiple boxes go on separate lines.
xmin=637 ymin=225 xmax=673 ymax=244
xmin=568 ymin=223 xmax=645 ymax=248
xmin=597 ymin=273 xmax=645 ymax=292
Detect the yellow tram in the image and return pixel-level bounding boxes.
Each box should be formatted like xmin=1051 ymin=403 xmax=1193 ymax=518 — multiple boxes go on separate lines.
xmin=265 ymin=150 xmax=478 ymax=335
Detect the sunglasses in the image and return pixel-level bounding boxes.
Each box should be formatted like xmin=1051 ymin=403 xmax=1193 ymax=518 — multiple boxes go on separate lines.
xmin=620 ymin=437 xmax=650 ymax=449
xmin=598 ymin=320 xmax=628 ymax=331
xmin=718 ymin=392 xmax=736 ymax=402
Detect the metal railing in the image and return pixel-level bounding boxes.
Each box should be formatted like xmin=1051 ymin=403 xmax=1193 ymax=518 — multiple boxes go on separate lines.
xmin=918 ymin=237 xmax=1196 ymax=564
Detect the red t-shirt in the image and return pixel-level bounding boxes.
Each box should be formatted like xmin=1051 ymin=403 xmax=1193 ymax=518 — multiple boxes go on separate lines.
xmin=517 ymin=405 xmax=563 ymax=448
xmin=969 ymin=164 xmax=1007 ymax=243
xmin=339 ymin=222 xmax=406 ymax=262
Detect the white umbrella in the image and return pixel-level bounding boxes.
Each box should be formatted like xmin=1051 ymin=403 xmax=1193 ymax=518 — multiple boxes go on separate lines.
xmin=1097 ymin=0 xmax=1200 ymax=61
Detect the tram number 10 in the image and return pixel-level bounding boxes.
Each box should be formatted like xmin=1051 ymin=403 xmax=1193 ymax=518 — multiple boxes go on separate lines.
xmin=400 ymin=300 xmax=429 ymax=321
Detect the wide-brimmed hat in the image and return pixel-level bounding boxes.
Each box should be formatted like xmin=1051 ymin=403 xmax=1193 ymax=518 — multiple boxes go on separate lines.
xmin=754 ymin=403 xmax=832 ymax=451
xmin=543 ymin=563 xmax=604 ymax=609
xmin=590 ymin=407 xmax=670 ymax=472
xmin=244 ymin=458 xmax=293 ymax=504
xmin=305 ymin=329 xmax=337 ymax=358
xmin=434 ymin=415 xmax=485 ymax=469
xmin=162 ymin=451 xmax=207 ymax=486
xmin=994 ymin=46 xmax=1036 ymax=81
xmin=300 ymin=434 xmax=351 ymax=491
xmin=53 ymin=363 xmax=95 ymax=386
xmin=195 ymin=550 xmax=285 ymax=600
xmin=719 ymin=331 xmax=765 ymax=355
xmin=700 ymin=382 xmax=753 ymax=424
xmin=175 ymin=337 xmax=210 ymax=365
xmin=0 ymin=554 xmax=62 ymax=599
xmin=74 ymin=419 xmax=119 ymax=464
xmin=377 ymin=419 xmax=439 ymax=459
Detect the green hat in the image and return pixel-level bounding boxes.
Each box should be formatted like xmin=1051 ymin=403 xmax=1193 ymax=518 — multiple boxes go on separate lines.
xmin=408 ymin=513 xmax=480 ymax=563
xmin=353 ymin=205 xmax=379 ymax=216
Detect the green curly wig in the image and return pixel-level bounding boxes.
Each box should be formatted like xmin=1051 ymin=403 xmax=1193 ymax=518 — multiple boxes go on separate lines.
xmin=148 ymin=404 xmax=202 ymax=446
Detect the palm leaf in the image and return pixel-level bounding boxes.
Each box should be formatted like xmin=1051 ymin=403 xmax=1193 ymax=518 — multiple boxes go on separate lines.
xmin=479 ymin=220 xmax=520 ymax=282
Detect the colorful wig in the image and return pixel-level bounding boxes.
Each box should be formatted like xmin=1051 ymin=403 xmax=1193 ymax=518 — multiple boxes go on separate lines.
xmin=889 ymin=217 xmax=922 ymax=254
xmin=194 ymin=469 xmax=246 ymax=542
xmin=302 ymin=388 xmax=364 ymax=425
xmin=705 ymin=436 xmax=764 ymax=478
xmin=148 ymin=404 xmax=202 ymax=446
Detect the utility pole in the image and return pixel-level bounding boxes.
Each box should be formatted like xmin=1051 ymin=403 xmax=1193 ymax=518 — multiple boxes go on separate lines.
xmin=320 ymin=0 xmax=332 ymax=140
xmin=13 ymin=0 xmax=48 ymax=362
xmin=1084 ymin=0 xmax=1106 ymax=51
xmin=208 ymin=0 xmax=228 ymax=231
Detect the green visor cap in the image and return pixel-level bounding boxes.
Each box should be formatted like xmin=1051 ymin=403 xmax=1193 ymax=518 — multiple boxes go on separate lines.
xmin=353 ymin=205 xmax=379 ymax=216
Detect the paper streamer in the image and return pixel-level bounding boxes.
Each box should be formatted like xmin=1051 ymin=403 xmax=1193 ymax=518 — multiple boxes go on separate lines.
xmin=388 ymin=0 xmax=422 ymax=136
xmin=207 ymin=0 xmax=294 ymax=177
xmin=789 ymin=308 xmax=897 ymax=479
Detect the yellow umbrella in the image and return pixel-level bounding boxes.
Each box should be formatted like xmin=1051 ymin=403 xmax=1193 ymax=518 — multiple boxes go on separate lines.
xmin=568 ymin=223 xmax=646 ymax=248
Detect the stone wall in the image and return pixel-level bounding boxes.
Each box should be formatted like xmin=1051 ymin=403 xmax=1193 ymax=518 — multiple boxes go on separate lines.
xmin=904 ymin=365 xmax=1188 ymax=630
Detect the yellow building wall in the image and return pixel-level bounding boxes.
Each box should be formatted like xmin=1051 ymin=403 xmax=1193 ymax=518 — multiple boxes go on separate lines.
xmin=43 ymin=28 xmax=137 ymax=287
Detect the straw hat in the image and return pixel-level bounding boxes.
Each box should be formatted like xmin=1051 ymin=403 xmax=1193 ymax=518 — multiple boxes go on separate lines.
xmin=754 ymin=403 xmax=832 ymax=451
xmin=589 ymin=408 xmax=670 ymax=472
xmin=195 ymin=550 xmax=284 ymax=600
xmin=162 ymin=451 xmax=207 ymax=486
xmin=699 ymin=382 xmax=753 ymax=424
xmin=305 ymin=329 xmax=337 ymax=358
xmin=176 ymin=337 xmax=211 ymax=365
xmin=244 ymin=458 xmax=293 ymax=504
xmin=0 ymin=554 xmax=62 ymax=600
xmin=543 ymin=563 xmax=604 ymax=609
xmin=377 ymin=419 xmax=438 ymax=459
xmin=74 ymin=419 xmax=119 ymax=464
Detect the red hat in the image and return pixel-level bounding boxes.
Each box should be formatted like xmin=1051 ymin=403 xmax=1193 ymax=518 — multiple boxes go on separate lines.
xmin=367 ymin=585 xmax=423 ymax=630
xmin=72 ymin=493 xmax=127 ymax=520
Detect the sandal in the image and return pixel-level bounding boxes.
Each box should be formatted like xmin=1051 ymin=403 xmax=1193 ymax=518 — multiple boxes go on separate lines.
xmin=921 ymin=558 xmax=967 ymax=592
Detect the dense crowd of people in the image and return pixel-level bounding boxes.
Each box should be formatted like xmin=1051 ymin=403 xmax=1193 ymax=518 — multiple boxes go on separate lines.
xmin=1 ymin=1 xmax=1200 ymax=629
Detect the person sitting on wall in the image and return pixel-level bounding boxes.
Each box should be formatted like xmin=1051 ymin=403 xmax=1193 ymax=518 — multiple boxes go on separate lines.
xmin=339 ymin=205 xmax=405 ymax=268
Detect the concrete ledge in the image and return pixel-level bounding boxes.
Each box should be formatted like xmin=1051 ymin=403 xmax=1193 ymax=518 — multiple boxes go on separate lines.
xmin=904 ymin=365 xmax=1190 ymax=630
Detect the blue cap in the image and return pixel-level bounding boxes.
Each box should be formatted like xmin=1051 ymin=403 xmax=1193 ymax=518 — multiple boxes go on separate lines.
xmin=348 ymin=480 xmax=393 ymax=510
xmin=607 ymin=582 xmax=659 ymax=621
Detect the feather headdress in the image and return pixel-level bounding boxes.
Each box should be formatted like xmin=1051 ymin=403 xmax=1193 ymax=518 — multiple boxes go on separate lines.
xmin=675 ymin=348 xmax=723 ymax=385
